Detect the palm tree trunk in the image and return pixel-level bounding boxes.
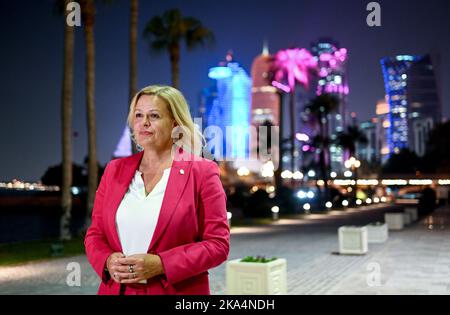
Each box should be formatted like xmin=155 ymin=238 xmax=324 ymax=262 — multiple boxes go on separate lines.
xmin=289 ymin=87 xmax=296 ymax=186
xmin=130 ymin=0 xmax=138 ymax=155
xmin=274 ymin=92 xmax=283 ymax=192
xmin=169 ymin=43 xmax=180 ymax=89
xmin=84 ymin=0 xmax=98 ymax=230
xmin=60 ymin=0 xmax=75 ymax=241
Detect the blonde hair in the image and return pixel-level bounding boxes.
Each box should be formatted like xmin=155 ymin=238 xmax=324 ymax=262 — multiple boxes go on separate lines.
xmin=128 ymin=85 xmax=204 ymax=156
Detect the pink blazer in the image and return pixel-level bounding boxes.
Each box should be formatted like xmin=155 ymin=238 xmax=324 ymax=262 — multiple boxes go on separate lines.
xmin=84 ymin=147 xmax=230 ymax=295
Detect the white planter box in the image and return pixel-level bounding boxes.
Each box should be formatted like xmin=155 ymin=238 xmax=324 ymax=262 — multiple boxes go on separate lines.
xmin=338 ymin=226 xmax=368 ymax=255
xmin=385 ymin=213 xmax=404 ymax=230
xmin=403 ymin=212 xmax=412 ymax=225
xmin=226 ymin=258 xmax=287 ymax=295
xmin=405 ymin=207 xmax=418 ymax=221
xmin=365 ymin=223 xmax=388 ymax=243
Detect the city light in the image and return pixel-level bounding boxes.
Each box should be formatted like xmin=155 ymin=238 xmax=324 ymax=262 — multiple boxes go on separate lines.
xmin=271 ymin=206 xmax=280 ymax=214
xmin=356 ymin=199 xmax=362 ymax=205
xmin=307 ymin=191 xmax=315 ymax=199
xmin=381 ymin=196 xmax=387 ymax=202
xmin=281 ymin=170 xmax=293 ymax=179
xmin=330 ymin=172 xmax=337 ymax=178
xmin=303 ymin=203 xmax=311 ymax=211
xmin=295 ymin=133 xmax=310 ymax=142
xmin=325 ymin=202 xmax=332 ymax=209
xmin=293 ymin=171 xmax=304 ymax=180
xmin=307 ymin=170 xmax=316 ymax=177
xmin=237 ymin=166 xmax=250 ymax=177
xmin=342 ymin=200 xmax=349 ymax=207
xmin=344 ymin=171 xmax=353 ymax=178
xmin=366 ymin=198 xmax=372 ymax=204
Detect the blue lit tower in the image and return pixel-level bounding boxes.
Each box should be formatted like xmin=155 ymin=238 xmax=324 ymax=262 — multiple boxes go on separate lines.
xmin=380 ymin=54 xmax=441 ymax=157
xmin=204 ymin=52 xmax=252 ymax=160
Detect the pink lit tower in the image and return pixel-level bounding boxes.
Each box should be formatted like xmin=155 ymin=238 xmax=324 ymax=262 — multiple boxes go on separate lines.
xmin=250 ymin=41 xmax=280 ymax=127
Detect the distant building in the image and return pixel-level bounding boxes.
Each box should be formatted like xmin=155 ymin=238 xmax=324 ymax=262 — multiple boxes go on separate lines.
xmin=203 ymin=52 xmax=252 ymax=161
xmin=310 ymin=38 xmax=350 ymax=171
xmin=380 ymin=54 xmax=441 ymax=158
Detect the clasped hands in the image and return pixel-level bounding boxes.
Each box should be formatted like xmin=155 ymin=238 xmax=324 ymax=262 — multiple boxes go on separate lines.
xmin=106 ymin=252 xmax=164 ymax=284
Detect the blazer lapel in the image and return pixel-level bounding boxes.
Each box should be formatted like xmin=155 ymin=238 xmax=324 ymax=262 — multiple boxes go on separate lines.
xmin=107 ymin=151 xmax=144 ymax=252
xmin=148 ymin=147 xmax=193 ymax=251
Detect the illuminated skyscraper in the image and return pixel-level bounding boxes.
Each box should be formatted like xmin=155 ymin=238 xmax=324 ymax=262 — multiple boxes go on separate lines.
xmin=202 ymin=52 xmax=252 ymax=160
xmin=310 ymin=38 xmax=349 ymax=170
xmin=251 ymin=42 xmax=280 ymax=126
xmin=380 ymin=54 xmax=441 ymax=158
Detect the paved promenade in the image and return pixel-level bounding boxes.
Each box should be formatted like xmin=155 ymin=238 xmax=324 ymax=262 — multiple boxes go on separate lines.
xmin=1 ymin=205 xmax=449 ymax=295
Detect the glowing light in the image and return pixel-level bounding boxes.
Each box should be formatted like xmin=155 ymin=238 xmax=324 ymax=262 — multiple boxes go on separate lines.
xmin=330 ymin=172 xmax=337 ymax=178
xmin=308 ymin=170 xmax=316 ymax=177
xmin=356 ymin=199 xmax=362 ymax=205
xmin=297 ymin=191 xmax=307 ymax=199
xmin=271 ymin=80 xmax=291 ymax=93
xmin=208 ymin=66 xmax=232 ymax=79
xmin=381 ymin=197 xmax=387 ymax=202
xmin=281 ymin=170 xmax=293 ymax=179
xmin=261 ymin=161 xmax=275 ymax=178
xmin=373 ymin=197 xmax=380 ymax=203
xmin=307 ymin=191 xmax=315 ymax=199
xmin=303 ymin=203 xmax=311 ymax=211
xmin=296 ymin=133 xmax=310 ymax=142
xmin=274 ymin=48 xmax=317 ymax=89
xmin=325 ymin=202 xmax=333 ymax=209
xmin=302 ymin=145 xmax=311 ymax=152
xmin=438 ymin=180 xmax=450 ymax=185
xmin=293 ymin=171 xmax=304 ymax=180
xmin=237 ymin=166 xmax=250 ymax=176
xmin=366 ymin=198 xmax=372 ymax=204
xmin=251 ymin=186 xmax=259 ymax=193
xmin=342 ymin=200 xmax=349 ymax=207
xmin=317 ymin=180 xmax=325 ymax=186
xmin=408 ymin=179 xmax=433 ymax=185
xmin=344 ymin=171 xmax=353 ymax=178
xmin=382 ymin=179 xmax=407 ymax=186
xmin=227 ymin=212 xmax=233 ymax=220
xmin=271 ymin=206 xmax=280 ymax=214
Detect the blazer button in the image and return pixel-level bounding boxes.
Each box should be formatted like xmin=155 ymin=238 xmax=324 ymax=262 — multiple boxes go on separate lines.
xmin=179 ymin=169 xmax=185 ymax=175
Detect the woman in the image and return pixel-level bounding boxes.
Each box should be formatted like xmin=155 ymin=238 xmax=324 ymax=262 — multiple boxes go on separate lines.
xmin=85 ymin=85 xmax=230 ymax=295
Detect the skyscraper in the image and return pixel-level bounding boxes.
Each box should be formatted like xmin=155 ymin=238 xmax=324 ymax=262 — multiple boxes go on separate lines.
xmin=310 ymin=38 xmax=349 ymax=170
xmin=202 ymin=52 xmax=252 ymax=161
xmin=380 ymin=54 xmax=441 ymax=158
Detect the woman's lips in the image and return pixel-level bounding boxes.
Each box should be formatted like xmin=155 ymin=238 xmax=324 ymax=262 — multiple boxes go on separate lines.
xmin=139 ymin=131 xmax=153 ymax=136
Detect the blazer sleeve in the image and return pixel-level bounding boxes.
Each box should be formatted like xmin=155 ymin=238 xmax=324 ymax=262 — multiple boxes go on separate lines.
xmin=157 ymin=160 xmax=230 ymax=285
xmin=84 ymin=160 xmax=115 ymax=284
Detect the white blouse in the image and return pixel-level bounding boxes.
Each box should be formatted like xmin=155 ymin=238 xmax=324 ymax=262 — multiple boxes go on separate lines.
xmin=116 ymin=168 xmax=171 ymax=256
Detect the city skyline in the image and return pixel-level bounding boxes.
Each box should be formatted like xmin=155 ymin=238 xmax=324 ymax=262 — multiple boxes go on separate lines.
xmin=1 ymin=0 xmax=449 ymax=181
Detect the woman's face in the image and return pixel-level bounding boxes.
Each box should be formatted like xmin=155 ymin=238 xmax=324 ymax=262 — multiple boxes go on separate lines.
xmin=133 ymin=95 xmax=176 ymax=150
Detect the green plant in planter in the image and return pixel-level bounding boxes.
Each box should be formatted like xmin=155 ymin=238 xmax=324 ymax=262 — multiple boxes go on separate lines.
xmin=240 ymin=255 xmax=278 ymax=263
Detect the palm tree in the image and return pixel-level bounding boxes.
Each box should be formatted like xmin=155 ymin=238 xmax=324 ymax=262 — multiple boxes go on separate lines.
xmin=80 ymin=0 xmax=100 ymax=229
xmin=273 ymin=48 xmax=317 ymax=175
xmin=129 ymin=0 xmax=139 ymax=154
xmin=143 ymin=8 xmax=214 ymax=89
xmin=60 ymin=0 xmax=75 ymax=241
xmin=336 ymin=125 xmax=368 ymax=159
xmin=305 ymin=94 xmax=340 ymax=203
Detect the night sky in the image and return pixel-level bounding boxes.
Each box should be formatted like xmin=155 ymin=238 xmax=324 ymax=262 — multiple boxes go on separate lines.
xmin=1 ymin=0 xmax=449 ymax=181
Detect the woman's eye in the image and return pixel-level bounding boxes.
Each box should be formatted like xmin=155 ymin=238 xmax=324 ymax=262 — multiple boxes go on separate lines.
xmin=135 ymin=113 xmax=142 ymax=118
xmin=151 ymin=114 xmax=160 ymax=119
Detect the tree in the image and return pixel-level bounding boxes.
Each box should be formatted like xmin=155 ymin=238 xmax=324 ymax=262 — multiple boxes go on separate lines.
xmin=304 ymin=94 xmax=340 ymax=203
xmin=60 ymin=0 xmax=75 ymax=241
xmin=129 ymin=0 xmax=139 ymax=154
xmin=336 ymin=125 xmax=368 ymax=159
xmin=422 ymin=121 xmax=450 ymax=173
xmin=382 ymin=149 xmax=421 ymax=175
xmin=143 ymin=8 xmax=214 ymax=89
xmin=273 ymin=48 xmax=317 ymax=175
